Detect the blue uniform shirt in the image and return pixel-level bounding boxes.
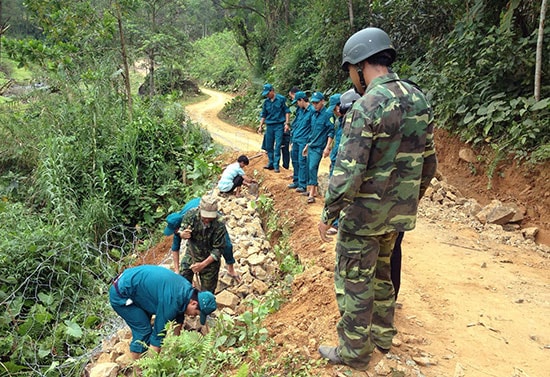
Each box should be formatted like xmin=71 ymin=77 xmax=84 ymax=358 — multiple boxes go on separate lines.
xmin=289 ymin=106 xmax=303 ymax=140
xmin=110 ymin=265 xmax=194 ymax=348
xmin=292 ymin=104 xmax=314 ymax=143
xmin=260 ymin=93 xmax=290 ymax=125
xmin=308 ymin=105 xmax=335 ymax=150
xmin=330 ymin=115 xmax=345 ymax=163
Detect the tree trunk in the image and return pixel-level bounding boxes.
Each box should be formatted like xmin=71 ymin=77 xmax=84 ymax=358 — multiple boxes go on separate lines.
xmin=149 ymin=3 xmax=158 ymax=98
xmin=347 ymin=0 xmax=354 ymax=30
xmin=115 ymin=3 xmax=133 ymax=121
xmin=284 ymin=0 xmax=290 ymax=26
xmin=534 ymin=0 xmax=547 ymax=101
xmin=0 ymin=0 xmax=3 ymax=63
xmin=149 ymin=51 xmax=155 ymax=98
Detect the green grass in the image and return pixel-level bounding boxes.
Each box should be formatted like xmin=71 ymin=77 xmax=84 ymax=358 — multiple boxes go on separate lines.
xmin=180 ymin=91 xmax=209 ymax=106
xmin=0 ymin=54 xmax=34 ymax=83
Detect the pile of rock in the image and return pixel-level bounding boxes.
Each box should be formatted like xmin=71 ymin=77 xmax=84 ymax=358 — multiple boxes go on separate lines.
xmin=320 ymin=171 xmax=547 ymax=254
xmin=421 ymin=176 xmax=548 ymax=254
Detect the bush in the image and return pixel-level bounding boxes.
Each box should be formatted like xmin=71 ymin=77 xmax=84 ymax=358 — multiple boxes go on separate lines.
xmin=138 ymin=67 xmax=200 ymax=96
xmin=0 ymin=71 xmax=222 ymax=375
xmin=188 ymin=30 xmax=251 ymax=91
xmin=412 ymin=4 xmax=550 ymax=162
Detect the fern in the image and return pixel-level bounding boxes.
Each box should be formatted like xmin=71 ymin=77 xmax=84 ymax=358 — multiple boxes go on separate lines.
xmin=136 ymin=322 xmax=223 ymax=377
xmin=234 ymin=363 xmax=249 ymax=377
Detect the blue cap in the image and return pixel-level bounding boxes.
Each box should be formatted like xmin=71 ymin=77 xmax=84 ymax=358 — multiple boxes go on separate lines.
xmin=310 ymin=91 xmax=324 ymax=103
xmin=198 ymin=291 xmax=217 ymax=325
xmin=163 ymin=212 xmax=182 ymax=236
xmin=327 ymin=93 xmax=341 ymax=113
xmin=261 ymin=83 xmax=273 ymax=96
xmin=291 ymin=91 xmax=307 ymax=104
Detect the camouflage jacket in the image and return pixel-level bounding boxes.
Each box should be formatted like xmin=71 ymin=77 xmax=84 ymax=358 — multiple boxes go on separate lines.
xmin=180 ymin=208 xmax=226 ymax=262
xmin=321 ymin=72 xmax=437 ymax=235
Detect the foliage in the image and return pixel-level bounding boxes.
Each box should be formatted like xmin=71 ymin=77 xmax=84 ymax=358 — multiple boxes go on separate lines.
xmin=1 ymin=37 xmax=220 ymax=376
xmin=223 ymin=0 xmax=460 ymax=132
xmin=368 ymin=0 xmax=462 ymax=59
xmin=123 ymin=0 xmax=192 ymax=96
xmin=177 ymin=0 xmax=227 ymax=41
xmin=412 ymin=0 xmax=550 ymax=162
xmin=0 ymin=51 xmax=35 ymax=83
xmin=136 ymin=296 xmax=278 ymax=376
xmin=220 ymin=90 xmax=263 ymax=130
xmin=1 ymin=80 xmax=219 ymax=231
xmin=221 ymin=0 xmax=296 ymax=74
xmin=0 ymin=201 xmax=128 ymax=376
xmin=138 ymin=66 xmax=199 ymax=96
xmin=188 ymin=30 xmax=252 ymax=91
xmin=135 ymin=323 xmax=220 ymax=377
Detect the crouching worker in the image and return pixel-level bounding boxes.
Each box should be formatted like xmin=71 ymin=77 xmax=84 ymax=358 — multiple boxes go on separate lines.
xmin=109 ymin=265 xmax=216 ymax=360
xmin=164 ymin=197 xmax=241 ymax=282
xmin=217 ymin=155 xmax=256 ymax=197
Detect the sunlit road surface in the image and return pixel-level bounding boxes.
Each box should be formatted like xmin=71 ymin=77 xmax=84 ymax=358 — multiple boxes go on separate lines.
xmin=186 ymin=87 xmax=330 ymax=174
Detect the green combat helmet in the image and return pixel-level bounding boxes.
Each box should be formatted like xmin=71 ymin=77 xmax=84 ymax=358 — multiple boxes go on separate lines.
xmin=341 ymin=27 xmax=396 ymax=71
xmin=339 ymin=88 xmax=362 ymax=115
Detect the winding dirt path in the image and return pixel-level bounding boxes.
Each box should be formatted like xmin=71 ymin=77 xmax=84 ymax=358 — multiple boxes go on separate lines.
xmin=187 ymin=88 xmax=549 ymax=377
xmin=186 ymin=88 xmax=262 ymax=152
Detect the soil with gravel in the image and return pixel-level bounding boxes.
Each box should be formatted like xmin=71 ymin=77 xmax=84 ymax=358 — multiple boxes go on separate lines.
xmin=144 ymin=88 xmax=549 ymax=377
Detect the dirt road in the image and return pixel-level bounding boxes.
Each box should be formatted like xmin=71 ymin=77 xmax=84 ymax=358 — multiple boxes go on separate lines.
xmin=187 ymin=88 xmax=549 ymax=377
xmin=186 ymin=88 xmax=262 ymax=152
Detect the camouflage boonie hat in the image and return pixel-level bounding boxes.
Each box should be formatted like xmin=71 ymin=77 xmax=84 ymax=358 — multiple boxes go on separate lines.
xmin=200 ymin=195 xmax=218 ymax=218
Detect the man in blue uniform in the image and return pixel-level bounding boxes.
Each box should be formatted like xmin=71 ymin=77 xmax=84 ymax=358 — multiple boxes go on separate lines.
xmin=257 ymin=83 xmax=290 ymax=173
xmin=109 ymin=265 xmax=216 ymax=359
xmin=302 ymin=91 xmax=334 ymax=203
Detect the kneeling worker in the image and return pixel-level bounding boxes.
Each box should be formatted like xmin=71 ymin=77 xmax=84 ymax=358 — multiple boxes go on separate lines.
xmin=217 ymin=155 xmax=256 ymax=197
xmin=109 ymin=265 xmax=217 ymax=359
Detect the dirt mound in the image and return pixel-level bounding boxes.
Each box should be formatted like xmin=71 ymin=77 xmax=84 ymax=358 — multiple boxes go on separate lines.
xmin=434 ymin=130 xmax=550 ymax=245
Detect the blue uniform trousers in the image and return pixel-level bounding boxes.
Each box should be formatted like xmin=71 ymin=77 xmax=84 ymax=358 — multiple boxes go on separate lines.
xmin=307 ymin=147 xmax=323 ymax=186
xmin=264 ymin=123 xmax=284 ymax=169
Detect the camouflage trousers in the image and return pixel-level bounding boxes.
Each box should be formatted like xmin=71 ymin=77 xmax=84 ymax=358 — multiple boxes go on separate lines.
xmin=180 ymin=252 xmax=220 ymax=293
xmin=334 ymin=230 xmax=398 ymax=369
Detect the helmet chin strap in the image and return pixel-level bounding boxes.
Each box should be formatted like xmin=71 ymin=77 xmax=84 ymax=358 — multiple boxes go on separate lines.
xmin=354 ymin=64 xmax=367 ymax=94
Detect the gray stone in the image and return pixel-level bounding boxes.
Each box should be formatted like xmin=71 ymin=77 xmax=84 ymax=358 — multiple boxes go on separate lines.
xmin=247 ymin=252 xmax=267 ymax=266
xmin=459 ymin=148 xmax=477 ymax=163
xmin=486 ymin=205 xmax=516 ymax=225
xmin=251 ymin=279 xmax=269 ymax=295
xmin=508 ymin=203 xmax=525 ymax=223
xmin=89 ymin=362 xmax=119 ymax=377
xmin=521 ymin=227 xmax=539 ymax=242
xmin=216 ymin=290 xmax=240 ymax=310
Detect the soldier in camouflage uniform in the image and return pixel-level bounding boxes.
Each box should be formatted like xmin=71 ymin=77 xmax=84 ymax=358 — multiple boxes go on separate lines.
xmin=317 ymin=27 xmax=437 ymax=370
xmin=178 ymin=195 xmax=227 ymax=293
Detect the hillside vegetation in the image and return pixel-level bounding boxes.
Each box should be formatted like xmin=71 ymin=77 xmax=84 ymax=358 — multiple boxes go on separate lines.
xmin=0 ymin=0 xmax=548 ymax=375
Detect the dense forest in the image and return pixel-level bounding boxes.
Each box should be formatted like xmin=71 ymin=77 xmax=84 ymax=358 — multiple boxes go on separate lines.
xmin=0 ymin=0 xmax=548 ymax=375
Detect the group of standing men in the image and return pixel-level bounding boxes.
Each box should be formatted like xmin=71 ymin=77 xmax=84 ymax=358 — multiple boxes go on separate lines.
xmin=259 ymin=27 xmax=437 ymax=370
xmin=258 ymin=84 xmax=339 ymax=204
